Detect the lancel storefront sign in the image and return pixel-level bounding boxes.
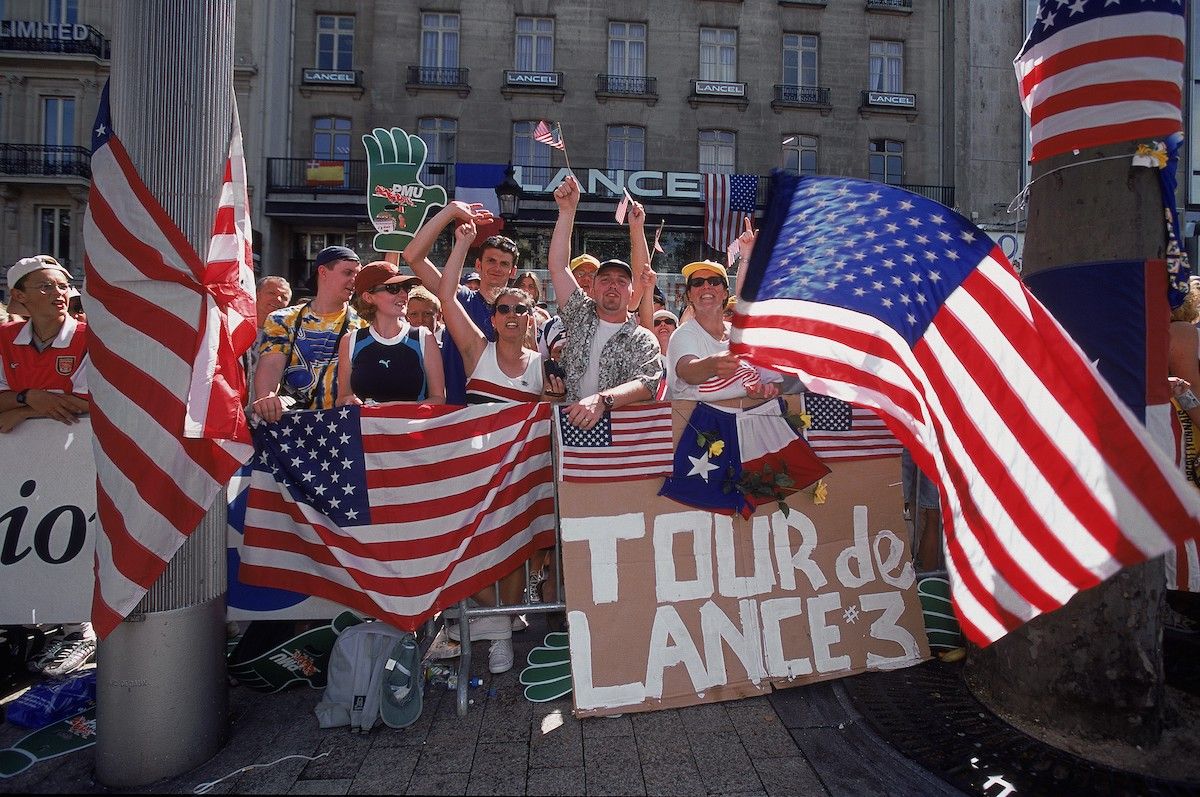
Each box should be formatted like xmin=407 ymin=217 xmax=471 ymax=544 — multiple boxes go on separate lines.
xmin=514 ymin=167 xmax=706 ymax=200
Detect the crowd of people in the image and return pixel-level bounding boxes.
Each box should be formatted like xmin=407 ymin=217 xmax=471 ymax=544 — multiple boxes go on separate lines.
xmin=7 ymin=173 xmax=1199 ymax=683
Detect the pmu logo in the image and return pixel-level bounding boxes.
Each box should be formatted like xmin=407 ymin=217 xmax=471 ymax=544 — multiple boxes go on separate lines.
xmin=0 ymin=479 xmax=89 ymax=566
xmin=268 ymin=647 xmax=319 ymax=677
xmin=393 ymin=183 xmax=424 ymax=200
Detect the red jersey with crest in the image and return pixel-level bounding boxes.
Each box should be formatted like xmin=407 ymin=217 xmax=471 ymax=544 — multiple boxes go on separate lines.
xmin=0 ymin=317 xmax=90 ymax=395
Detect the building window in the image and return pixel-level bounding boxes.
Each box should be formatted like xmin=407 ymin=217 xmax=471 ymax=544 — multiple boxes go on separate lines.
xmin=316 ymin=15 xmax=354 ymax=71
xmin=607 ymin=125 xmax=645 ymax=172
xmin=513 ymin=121 xmax=552 ymax=186
xmin=43 ymin=96 xmax=74 ymax=148
xmin=782 ymin=34 xmax=818 ymax=87
xmin=869 ymin=40 xmax=903 ymax=93
xmin=699 ymin=130 xmax=735 ymax=173
xmin=421 ymin=12 xmax=460 ymax=70
xmin=699 ymin=27 xmax=737 ymax=82
xmin=417 ymin=117 xmax=456 ymax=187
xmin=39 ymin=207 xmax=71 ymax=267
xmin=312 ymin=116 xmax=351 ymax=161
xmin=46 ymin=0 xmax=77 ymax=25
xmin=515 ymin=16 xmax=554 ymax=72
xmin=783 ymin=135 xmax=818 ymax=176
xmin=869 ymin=139 xmax=904 ymax=185
xmin=608 ymin=22 xmax=646 ymax=77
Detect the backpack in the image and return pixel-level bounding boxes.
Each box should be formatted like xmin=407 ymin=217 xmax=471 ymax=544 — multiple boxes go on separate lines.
xmin=313 ymin=622 xmax=420 ymax=733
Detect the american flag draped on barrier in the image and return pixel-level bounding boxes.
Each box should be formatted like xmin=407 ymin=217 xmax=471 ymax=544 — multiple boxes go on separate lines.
xmin=730 ymin=172 xmax=1200 ymax=646
xmin=83 ymin=82 xmax=256 ymax=638
xmin=1015 ymin=0 xmax=1184 ymax=163
xmin=238 ymin=402 xmax=556 ymax=630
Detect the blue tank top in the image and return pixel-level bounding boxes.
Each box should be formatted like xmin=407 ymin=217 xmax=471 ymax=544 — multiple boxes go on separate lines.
xmin=348 ymin=325 xmax=426 ymax=402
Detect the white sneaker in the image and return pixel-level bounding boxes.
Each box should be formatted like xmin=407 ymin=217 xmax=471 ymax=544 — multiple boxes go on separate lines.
xmin=511 ymin=614 xmax=529 ymax=632
xmin=488 ymin=638 xmax=514 ymax=674
xmin=447 ymin=614 xmax=513 ymax=642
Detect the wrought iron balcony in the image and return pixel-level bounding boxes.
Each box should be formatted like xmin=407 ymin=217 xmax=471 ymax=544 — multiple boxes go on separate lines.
xmin=596 ymin=74 xmax=657 ymax=97
xmin=773 ymin=84 xmax=831 ymax=107
xmin=898 ymin=183 xmax=955 ymax=208
xmin=0 ymin=144 xmax=90 ymax=178
xmin=0 ymin=23 xmax=110 ymax=58
xmin=406 ymin=65 xmax=469 ymax=89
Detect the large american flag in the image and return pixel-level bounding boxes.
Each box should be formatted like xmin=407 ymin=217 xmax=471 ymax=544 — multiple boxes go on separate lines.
xmin=83 ymin=83 xmax=255 ymax=639
xmin=237 ymin=402 xmax=556 ymax=630
xmin=1015 ymin=0 xmax=1184 ymax=162
xmin=703 ymin=173 xmax=757 ymax=252
xmin=555 ymin=403 xmax=674 ymax=483
xmin=803 ymin=393 xmax=902 ymax=461
xmin=731 ymin=173 xmax=1200 ymax=646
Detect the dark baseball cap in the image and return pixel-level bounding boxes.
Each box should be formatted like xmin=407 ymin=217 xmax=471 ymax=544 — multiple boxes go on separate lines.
xmin=314 ymin=245 xmax=360 ymax=269
xmin=596 ymin=259 xmax=632 ymax=279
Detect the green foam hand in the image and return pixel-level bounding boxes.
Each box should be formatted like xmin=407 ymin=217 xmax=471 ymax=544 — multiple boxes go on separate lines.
xmin=363 ymin=127 xmax=448 ymax=252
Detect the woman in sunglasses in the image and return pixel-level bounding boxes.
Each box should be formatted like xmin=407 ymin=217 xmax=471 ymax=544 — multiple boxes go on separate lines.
xmin=666 ymin=260 xmax=778 ymax=401
xmin=335 ymin=261 xmax=446 ymax=406
xmin=437 ymin=220 xmax=565 ymax=673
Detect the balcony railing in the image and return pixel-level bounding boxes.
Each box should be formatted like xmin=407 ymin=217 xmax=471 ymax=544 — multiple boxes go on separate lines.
xmin=596 ymin=74 xmax=657 ymax=97
xmin=0 ymin=23 xmax=110 ymax=58
xmin=773 ymin=84 xmax=831 ymax=106
xmin=898 ymin=183 xmax=955 ymax=208
xmin=266 ymin=158 xmax=456 ymax=194
xmin=0 ymin=144 xmax=90 ymax=178
xmin=406 ymin=65 xmax=469 ymax=88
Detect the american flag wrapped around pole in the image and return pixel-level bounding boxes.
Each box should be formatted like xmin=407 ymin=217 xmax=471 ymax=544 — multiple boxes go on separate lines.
xmin=83 ymin=82 xmax=256 ymax=638
xmin=703 ymin=173 xmax=757 ymax=253
xmin=1015 ymin=0 xmax=1184 ymax=163
xmin=730 ymin=172 xmax=1200 ymax=646
xmin=238 ymin=402 xmax=556 ymax=630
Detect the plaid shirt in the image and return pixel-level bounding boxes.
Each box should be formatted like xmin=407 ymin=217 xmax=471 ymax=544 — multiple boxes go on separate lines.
xmin=559 ymin=288 xmax=663 ymax=402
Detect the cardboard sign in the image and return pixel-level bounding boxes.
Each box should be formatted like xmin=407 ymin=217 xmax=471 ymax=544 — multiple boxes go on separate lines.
xmin=560 ymin=401 xmax=928 ymax=717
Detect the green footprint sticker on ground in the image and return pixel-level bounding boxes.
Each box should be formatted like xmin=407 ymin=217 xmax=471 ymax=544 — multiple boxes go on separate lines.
xmin=227 ymin=610 xmax=363 ymax=693
xmin=363 ymin=127 xmax=448 ymax=252
xmin=0 ymin=708 xmax=96 ymax=779
xmin=520 ymin=631 xmax=573 ymax=702
xmin=918 ymin=575 xmax=963 ymax=651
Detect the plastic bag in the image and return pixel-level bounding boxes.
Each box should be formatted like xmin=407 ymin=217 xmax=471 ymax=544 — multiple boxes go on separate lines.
xmin=6 ymin=670 xmax=96 ymax=729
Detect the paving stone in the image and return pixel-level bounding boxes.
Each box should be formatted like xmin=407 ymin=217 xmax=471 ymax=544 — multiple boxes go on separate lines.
xmin=348 ymin=744 xmax=418 ymax=794
xmin=727 ymin=705 xmax=803 ymax=759
xmin=583 ymin=735 xmax=646 ymax=796
xmin=677 ymin=703 xmax=736 ymax=736
xmin=688 ymin=731 xmax=763 ymax=795
xmin=638 ymin=751 xmax=705 ymax=796
xmin=478 ymin=689 xmax=534 ymax=743
xmin=629 ymin=707 xmax=685 ymax=737
xmin=230 ymin=751 xmax=314 ymax=794
xmin=581 ymin=712 xmax=633 ymax=738
xmin=526 ymin=765 xmax=586 ymax=796
xmin=752 ymin=756 xmax=829 ymax=797
xmin=404 ymin=769 xmax=469 ymax=795
xmin=529 ymin=705 xmax=584 ymax=769
xmin=288 ymin=778 xmax=351 ymax=794
xmin=465 ymin=741 xmax=528 ymax=795
xmin=299 ymin=731 xmax=374 ymax=779
xmin=411 ymin=733 xmax=477 ymax=775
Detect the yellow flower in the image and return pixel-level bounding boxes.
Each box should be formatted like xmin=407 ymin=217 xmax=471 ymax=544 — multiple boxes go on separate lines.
xmin=798 ymin=413 xmax=812 ymax=429
xmin=812 ymin=479 xmax=828 ymax=505
xmin=708 ymin=440 xmax=725 ymax=457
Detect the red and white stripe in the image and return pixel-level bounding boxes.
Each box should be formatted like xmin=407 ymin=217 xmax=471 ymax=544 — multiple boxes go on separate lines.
xmin=533 ymin=120 xmax=565 ymax=150
xmin=703 ymin=173 xmax=748 ymax=253
xmin=734 ymin=246 xmax=1200 ymax=645
xmin=238 ymin=403 xmax=556 ymax=630
xmin=465 ymin=378 xmax=542 ymax=404
xmin=698 ymin=362 xmax=761 ymax=395
xmin=805 ymin=405 xmax=903 ymax=462
xmin=83 ymin=101 xmax=255 ymax=639
xmin=1015 ymin=5 xmax=1184 ymax=162
xmin=556 ymin=403 xmax=675 ymax=483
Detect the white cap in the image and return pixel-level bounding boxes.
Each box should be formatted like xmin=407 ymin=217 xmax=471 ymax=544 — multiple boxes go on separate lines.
xmin=8 ymin=255 xmax=70 ymax=291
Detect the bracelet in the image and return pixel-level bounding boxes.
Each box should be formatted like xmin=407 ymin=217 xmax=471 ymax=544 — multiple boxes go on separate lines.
xmin=1179 ymin=390 xmax=1200 ymax=411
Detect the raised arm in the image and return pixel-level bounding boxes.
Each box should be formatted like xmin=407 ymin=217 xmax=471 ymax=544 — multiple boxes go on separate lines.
xmin=436 ymin=220 xmax=489 ymax=374
xmin=548 ymin=176 xmax=583 ymax=305
xmin=637 ymin=266 xmax=657 ymax=331
xmin=734 ymin=217 xmax=757 ymax=299
xmin=628 ymin=201 xmax=650 ymax=311
xmin=401 ymin=200 xmax=494 ymax=293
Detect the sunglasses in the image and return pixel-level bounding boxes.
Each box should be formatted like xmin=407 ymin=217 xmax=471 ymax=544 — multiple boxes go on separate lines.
xmin=371 ymin=283 xmax=411 ymax=294
xmin=494 ymin=303 xmax=530 ymax=316
xmin=654 ymin=319 xmax=676 ymax=327
xmin=687 ymin=276 xmax=726 ymax=288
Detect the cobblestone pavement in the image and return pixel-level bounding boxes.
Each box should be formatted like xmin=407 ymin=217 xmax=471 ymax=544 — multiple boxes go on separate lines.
xmin=0 ymin=617 xmax=959 ymax=796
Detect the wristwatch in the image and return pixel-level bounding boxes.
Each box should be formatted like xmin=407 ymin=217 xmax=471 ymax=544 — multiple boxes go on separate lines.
xmin=15 ymin=389 xmax=28 ymax=406
xmin=601 ymin=393 xmax=615 ymax=411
